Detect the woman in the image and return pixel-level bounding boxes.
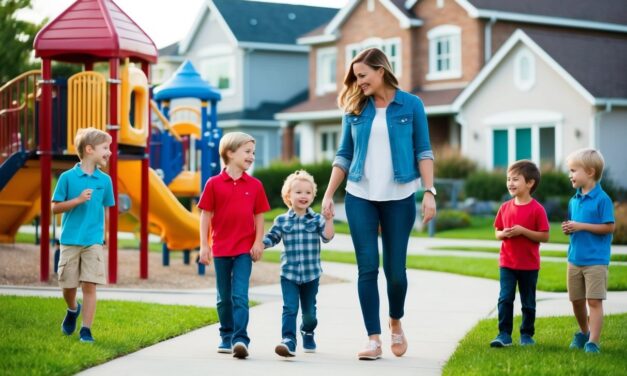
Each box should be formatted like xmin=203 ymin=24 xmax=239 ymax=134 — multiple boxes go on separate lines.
xmin=321 ymin=48 xmax=436 ymax=360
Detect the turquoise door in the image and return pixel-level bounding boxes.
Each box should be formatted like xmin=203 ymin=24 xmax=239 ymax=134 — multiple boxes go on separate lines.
xmin=493 ymin=130 xmax=508 ymax=169
xmin=516 ymin=128 xmax=532 ymax=160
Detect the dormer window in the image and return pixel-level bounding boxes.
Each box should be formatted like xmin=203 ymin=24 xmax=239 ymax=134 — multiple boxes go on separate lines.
xmin=427 ymin=25 xmax=461 ymax=80
xmin=345 ymin=38 xmax=401 ymax=77
xmin=316 ymin=47 xmax=337 ymax=95
xmin=514 ymin=49 xmax=535 ymax=91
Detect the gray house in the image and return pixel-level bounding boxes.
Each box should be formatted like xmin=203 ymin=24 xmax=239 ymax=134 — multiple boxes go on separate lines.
xmin=153 ymin=0 xmax=337 ymax=168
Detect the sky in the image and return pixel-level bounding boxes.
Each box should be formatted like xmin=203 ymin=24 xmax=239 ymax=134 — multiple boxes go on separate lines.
xmin=19 ymin=0 xmax=349 ymax=48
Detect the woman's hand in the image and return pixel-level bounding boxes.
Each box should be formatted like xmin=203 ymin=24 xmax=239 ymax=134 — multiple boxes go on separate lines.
xmin=322 ymin=196 xmax=335 ymax=219
xmin=421 ymin=193 xmax=436 ymax=224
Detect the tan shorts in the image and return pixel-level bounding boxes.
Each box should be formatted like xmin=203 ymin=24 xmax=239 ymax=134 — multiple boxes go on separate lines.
xmin=57 ymin=244 xmax=107 ymax=288
xmin=567 ymin=263 xmax=608 ymax=301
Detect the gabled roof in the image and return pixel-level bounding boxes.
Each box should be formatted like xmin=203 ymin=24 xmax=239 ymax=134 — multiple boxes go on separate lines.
xmin=310 ymin=0 xmax=421 ymax=44
xmin=180 ymin=0 xmax=337 ymax=53
xmin=453 ymin=29 xmax=627 ymax=111
xmin=34 ymin=0 xmax=157 ymax=63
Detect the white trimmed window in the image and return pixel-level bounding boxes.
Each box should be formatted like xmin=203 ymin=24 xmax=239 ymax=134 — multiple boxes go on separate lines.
xmin=318 ymin=126 xmax=341 ymax=162
xmin=427 ymin=25 xmax=461 ymax=80
xmin=345 ymin=38 xmax=402 ymax=76
xmin=316 ymin=47 xmax=337 ymax=95
xmin=514 ymin=49 xmax=535 ymax=91
xmin=200 ymin=56 xmax=235 ymax=96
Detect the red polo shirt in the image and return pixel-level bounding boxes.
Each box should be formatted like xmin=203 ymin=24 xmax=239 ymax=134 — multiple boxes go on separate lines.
xmin=198 ymin=170 xmax=270 ymax=257
xmin=494 ymin=198 xmax=550 ymax=270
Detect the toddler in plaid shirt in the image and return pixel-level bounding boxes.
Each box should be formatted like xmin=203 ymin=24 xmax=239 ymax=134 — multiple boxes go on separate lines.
xmin=263 ymin=170 xmax=334 ymax=357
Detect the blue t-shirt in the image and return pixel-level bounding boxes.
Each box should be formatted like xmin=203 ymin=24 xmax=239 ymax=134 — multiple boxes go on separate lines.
xmin=52 ymin=163 xmax=115 ymax=246
xmin=567 ymin=183 xmax=614 ymax=266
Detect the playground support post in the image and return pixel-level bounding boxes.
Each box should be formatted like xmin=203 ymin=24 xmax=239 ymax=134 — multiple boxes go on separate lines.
xmin=107 ymin=58 xmax=119 ymax=284
xmin=39 ymin=58 xmax=52 ymax=282
xmin=140 ymin=61 xmax=150 ymax=279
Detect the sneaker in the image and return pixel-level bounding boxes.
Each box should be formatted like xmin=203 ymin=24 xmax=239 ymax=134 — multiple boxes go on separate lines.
xmin=490 ymin=333 xmax=513 ymax=348
xmin=391 ymin=331 xmax=408 ymax=357
xmin=357 ymin=340 xmax=382 ymax=360
xmin=61 ymin=303 xmax=81 ymax=335
xmin=520 ymin=334 xmax=536 ymax=346
xmin=275 ymin=338 xmax=296 ymax=357
xmin=301 ymin=331 xmax=316 ymax=353
xmin=232 ymin=342 xmax=249 ymax=359
xmin=584 ymin=341 xmax=600 ymax=354
xmin=79 ymin=327 xmax=95 ymax=343
xmin=217 ymin=340 xmax=232 ymax=354
xmin=569 ymin=331 xmax=590 ymax=350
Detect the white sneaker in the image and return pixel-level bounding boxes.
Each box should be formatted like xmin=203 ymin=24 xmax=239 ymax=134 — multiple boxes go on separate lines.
xmin=357 ymin=340 xmax=382 ymax=360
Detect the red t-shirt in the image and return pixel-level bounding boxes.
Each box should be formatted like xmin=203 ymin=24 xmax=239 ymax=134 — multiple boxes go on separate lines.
xmin=197 ymin=170 xmax=270 ymax=257
xmin=494 ymin=198 xmax=550 ymax=270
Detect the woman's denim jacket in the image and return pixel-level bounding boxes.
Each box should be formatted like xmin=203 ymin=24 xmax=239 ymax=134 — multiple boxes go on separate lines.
xmin=332 ymin=89 xmax=434 ymax=184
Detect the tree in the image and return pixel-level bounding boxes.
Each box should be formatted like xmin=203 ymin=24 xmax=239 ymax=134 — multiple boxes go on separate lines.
xmin=0 ymin=0 xmax=43 ymax=84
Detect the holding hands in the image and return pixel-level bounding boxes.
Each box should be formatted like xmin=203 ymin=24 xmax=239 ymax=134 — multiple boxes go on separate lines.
xmin=322 ymin=197 xmax=335 ymax=219
xmin=250 ymin=241 xmax=264 ymax=262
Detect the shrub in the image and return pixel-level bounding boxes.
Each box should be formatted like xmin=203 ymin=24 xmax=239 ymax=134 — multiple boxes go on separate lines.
xmin=434 ymin=147 xmax=478 ymax=179
xmin=253 ymin=161 xmax=342 ymax=208
xmin=614 ymin=202 xmax=627 ymax=245
xmin=433 ymin=209 xmax=471 ymax=232
xmin=464 ymin=170 xmax=507 ymax=201
xmin=534 ymin=170 xmax=572 ymax=202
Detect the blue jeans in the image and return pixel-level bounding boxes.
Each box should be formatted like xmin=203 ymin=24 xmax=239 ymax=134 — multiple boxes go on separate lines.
xmin=280 ymin=277 xmax=319 ymax=343
xmin=497 ymin=267 xmax=539 ymax=336
xmin=213 ymin=254 xmax=252 ymax=346
xmin=345 ymin=192 xmax=416 ymax=335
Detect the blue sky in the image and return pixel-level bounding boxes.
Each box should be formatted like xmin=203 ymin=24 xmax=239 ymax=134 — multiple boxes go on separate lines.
xmin=20 ymin=0 xmax=347 ymax=48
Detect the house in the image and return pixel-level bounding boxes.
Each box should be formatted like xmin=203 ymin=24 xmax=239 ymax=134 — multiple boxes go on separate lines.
xmin=276 ymin=0 xmax=627 ymax=186
xmin=153 ymin=0 xmax=337 ymax=167
xmin=453 ymin=29 xmax=627 ymax=187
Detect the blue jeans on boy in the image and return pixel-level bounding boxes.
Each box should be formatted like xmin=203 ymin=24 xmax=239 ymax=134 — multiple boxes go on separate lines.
xmin=497 ymin=267 xmax=539 ymax=336
xmin=280 ymin=276 xmax=319 ymax=343
xmin=214 ymin=254 xmax=252 ymax=346
xmin=345 ymin=192 xmax=416 ymax=335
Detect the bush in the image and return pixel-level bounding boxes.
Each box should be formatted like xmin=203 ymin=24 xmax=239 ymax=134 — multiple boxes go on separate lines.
xmin=253 ymin=161 xmax=343 ymax=208
xmin=434 ymin=209 xmax=471 ymax=232
xmin=464 ymin=170 xmax=507 ymax=201
xmin=434 ymin=147 xmax=478 ymax=179
xmin=614 ymin=202 xmax=627 ymax=245
xmin=534 ymin=170 xmax=572 ymax=202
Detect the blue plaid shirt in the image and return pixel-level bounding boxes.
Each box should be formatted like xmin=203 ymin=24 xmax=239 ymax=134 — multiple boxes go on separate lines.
xmin=263 ymin=208 xmax=332 ymax=284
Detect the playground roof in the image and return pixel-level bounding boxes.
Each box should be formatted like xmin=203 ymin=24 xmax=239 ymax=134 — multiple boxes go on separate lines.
xmin=153 ymin=60 xmax=221 ymax=101
xmin=34 ymin=0 xmax=157 ymax=63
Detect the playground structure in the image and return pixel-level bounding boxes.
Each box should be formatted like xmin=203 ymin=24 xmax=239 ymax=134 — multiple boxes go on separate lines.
xmin=0 ymin=0 xmax=221 ymax=283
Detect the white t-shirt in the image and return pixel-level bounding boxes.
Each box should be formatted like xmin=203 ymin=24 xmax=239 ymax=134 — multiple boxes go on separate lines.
xmin=346 ymin=107 xmax=420 ymax=201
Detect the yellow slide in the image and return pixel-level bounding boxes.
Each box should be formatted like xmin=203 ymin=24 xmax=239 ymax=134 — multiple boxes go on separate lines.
xmin=118 ymin=160 xmax=199 ymax=250
xmin=0 ymin=161 xmax=41 ymax=243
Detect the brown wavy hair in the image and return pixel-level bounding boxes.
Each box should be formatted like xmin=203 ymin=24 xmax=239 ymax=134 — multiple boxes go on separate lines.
xmin=338 ymin=47 xmax=399 ymax=115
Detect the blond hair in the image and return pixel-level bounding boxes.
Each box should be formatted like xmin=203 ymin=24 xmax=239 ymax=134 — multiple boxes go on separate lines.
xmin=338 ymin=47 xmax=399 ymax=115
xmin=74 ymin=127 xmax=111 ymax=160
xmin=566 ymin=148 xmax=605 ymax=181
xmin=219 ymin=132 xmax=255 ymax=166
xmin=281 ymin=170 xmax=317 ymax=208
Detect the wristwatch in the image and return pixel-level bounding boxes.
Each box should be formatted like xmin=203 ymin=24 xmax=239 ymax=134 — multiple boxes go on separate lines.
xmin=424 ymin=186 xmax=437 ymax=196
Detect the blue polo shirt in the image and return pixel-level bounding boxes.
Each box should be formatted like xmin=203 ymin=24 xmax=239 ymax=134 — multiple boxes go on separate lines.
xmin=567 ymin=183 xmax=614 ymax=266
xmin=52 ymin=163 xmax=115 ymax=246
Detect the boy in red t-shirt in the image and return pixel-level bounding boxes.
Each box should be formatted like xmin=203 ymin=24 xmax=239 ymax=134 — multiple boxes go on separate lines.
xmin=490 ymin=160 xmax=550 ymax=348
xmin=198 ymin=132 xmax=270 ymax=359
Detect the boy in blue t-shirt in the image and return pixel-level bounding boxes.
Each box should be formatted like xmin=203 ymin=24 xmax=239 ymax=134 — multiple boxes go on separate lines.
xmin=52 ymin=127 xmax=115 ymax=343
xmin=562 ymin=148 xmax=615 ymax=353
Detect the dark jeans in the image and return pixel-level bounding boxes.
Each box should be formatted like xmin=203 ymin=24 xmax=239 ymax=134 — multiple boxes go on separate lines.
xmin=497 ymin=267 xmax=539 ymax=336
xmin=280 ymin=276 xmax=319 ymax=343
xmin=345 ymin=192 xmax=416 ymax=336
xmin=214 ymin=253 xmax=252 ymax=346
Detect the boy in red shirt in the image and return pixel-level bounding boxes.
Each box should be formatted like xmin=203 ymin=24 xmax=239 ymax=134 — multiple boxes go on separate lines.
xmin=490 ymin=160 xmax=550 ymax=347
xmin=198 ymin=132 xmax=270 ymax=359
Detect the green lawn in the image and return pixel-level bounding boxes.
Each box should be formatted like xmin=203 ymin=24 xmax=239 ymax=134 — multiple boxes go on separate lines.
xmin=443 ymin=313 xmax=627 ymax=376
xmin=428 ymin=246 xmax=627 ymax=262
xmin=0 ymin=296 xmax=218 ymax=376
xmin=262 ymin=250 xmax=627 ymax=292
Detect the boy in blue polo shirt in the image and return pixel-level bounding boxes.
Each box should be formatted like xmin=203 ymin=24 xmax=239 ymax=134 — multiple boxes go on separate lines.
xmin=562 ymin=148 xmax=615 ymax=353
xmin=263 ymin=170 xmax=334 ymax=357
xmin=52 ymin=127 xmax=115 ymax=343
